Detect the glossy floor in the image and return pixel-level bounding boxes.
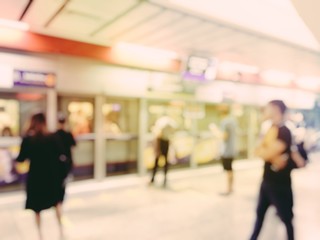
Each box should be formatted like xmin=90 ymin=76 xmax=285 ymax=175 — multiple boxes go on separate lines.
xmin=0 ymin=157 xmax=319 ymax=240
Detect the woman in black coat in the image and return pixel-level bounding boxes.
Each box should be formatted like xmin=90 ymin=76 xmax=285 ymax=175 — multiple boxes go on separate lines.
xmin=16 ymin=113 xmax=64 ymax=240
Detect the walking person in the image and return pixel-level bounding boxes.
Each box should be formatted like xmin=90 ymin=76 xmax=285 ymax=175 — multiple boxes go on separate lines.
xmin=54 ymin=112 xmax=76 ymax=203
xmin=150 ymin=116 xmax=176 ymax=187
xmin=16 ymin=113 xmax=65 ymax=240
xmin=250 ymin=100 xmax=296 ymax=240
xmin=220 ymin=105 xmax=237 ymax=195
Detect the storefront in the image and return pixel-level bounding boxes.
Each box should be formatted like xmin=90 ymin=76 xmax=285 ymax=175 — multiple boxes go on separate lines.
xmin=0 ymin=51 xmax=318 ymax=193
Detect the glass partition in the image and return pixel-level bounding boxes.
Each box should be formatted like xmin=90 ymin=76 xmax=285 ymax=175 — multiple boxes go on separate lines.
xmin=58 ymin=97 xmax=94 ymax=180
xmin=103 ymin=98 xmax=139 ymax=175
xmin=0 ymin=92 xmax=46 ymax=192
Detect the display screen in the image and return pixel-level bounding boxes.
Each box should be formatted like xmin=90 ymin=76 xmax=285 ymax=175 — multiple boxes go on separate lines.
xmin=182 ymin=55 xmax=217 ymax=83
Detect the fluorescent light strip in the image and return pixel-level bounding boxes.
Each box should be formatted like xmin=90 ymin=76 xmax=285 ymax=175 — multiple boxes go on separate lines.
xmin=0 ymin=18 xmax=29 ymax=31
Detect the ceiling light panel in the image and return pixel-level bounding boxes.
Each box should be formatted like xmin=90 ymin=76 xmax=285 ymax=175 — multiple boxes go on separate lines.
xmin=145 ymin=17 xmax=203 ymax=48
xmin=0 ymin=0 xmax=29 ymax=20
xmin=66 ymin=0 xmax=137 ymax=21
xmin=191 ymin=27 xmax=236 ymax=52
xmin=112 ymin=10 xmax=183 ymax=43
xmin=48 ymin=9 xmax=104 ymax=35
xmin=137 ymin=16 xmax=202 ymax=46
xmin=208 ymin=33 xmax=254 ymax=53
xmin=158 ymin=22 xmax=217 ymax=49
xmin=94 ymin=3 xmax=162 ymax=42
xmin=23 ymin=0 xmax=66 ymax=27
xmin=170 ymin=24 xmax=233 ymax=52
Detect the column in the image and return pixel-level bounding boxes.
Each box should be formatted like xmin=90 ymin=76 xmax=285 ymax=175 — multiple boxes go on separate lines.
xmin=190 ymin=119 xmax=198 ymax=169
xmin=138 ymin=98 xmax=148 ymax=176
xmin=46 ymin=89 xmax=57 ymax=132
xmin=94 ymin=95 xmax=105 ymax=180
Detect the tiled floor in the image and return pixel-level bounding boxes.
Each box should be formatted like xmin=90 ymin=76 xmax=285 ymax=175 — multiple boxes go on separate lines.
xmin=0 ymin=157 xmax=319 ymax=240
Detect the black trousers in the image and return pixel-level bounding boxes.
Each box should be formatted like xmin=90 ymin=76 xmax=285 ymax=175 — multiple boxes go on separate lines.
xmin=250 ymin=181 xmax=294 ymax=240
xmin=151 ymin=138 xmax=169 ymax=184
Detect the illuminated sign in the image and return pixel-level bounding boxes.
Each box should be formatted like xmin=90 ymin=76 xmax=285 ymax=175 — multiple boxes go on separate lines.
xmin=14 ymin=70 xmax=56 ymax=88
xmin=182 ymin=56 xmax=217 ymax=82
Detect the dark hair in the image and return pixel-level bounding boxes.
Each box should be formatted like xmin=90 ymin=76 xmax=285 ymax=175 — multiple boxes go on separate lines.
xmin=269 ymin=100 xmax=287 ymax=115
xmin=26 ymin=113 xmax=48 ymax=136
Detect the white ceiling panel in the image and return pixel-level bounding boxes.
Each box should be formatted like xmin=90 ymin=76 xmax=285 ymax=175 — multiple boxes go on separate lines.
xmin=208 ymin=33 xmax=257 ymax=53
xmin=184 ymin=27 xmax=234 ymax=51
xmin=66 ymin=0 xmax=138 ymax=21
xmin=159 ymin=22 xmax=217 ymax=49
xmin=94 ymin=2 xmax=162 ymax=43
xmin=152 ymin=0 xmax=320 ymax=51
xmin=48 ymin=9 xmax=104 ymax=35
xmin=0 ymin=0 xmax=29 ymax=20
xmin=112 ymin=10 xmax=183 ymax=43
xmin=138 ymin=16 xmax=202 ymax=46
xmin=24 ymin=0 xmax=65 ymax=27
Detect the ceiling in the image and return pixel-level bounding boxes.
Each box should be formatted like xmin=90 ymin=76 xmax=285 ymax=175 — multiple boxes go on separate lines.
xmin=0 ymin=0 xmax=320 ymax=77
xmin=291 ymin=0 xmax=320 ymax=45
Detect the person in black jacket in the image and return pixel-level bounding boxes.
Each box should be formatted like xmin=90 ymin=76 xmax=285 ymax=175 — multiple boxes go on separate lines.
xmin=16 ymin=113 xmax=64 ymax=240
xmin=54 ymin=112 xmax=76 ymax=202
xmin=250 ymin=100 xmax=296 ymax=240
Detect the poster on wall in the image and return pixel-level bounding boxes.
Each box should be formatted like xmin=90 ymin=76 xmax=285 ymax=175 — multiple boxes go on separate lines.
xmin=14 ymin=70 xmax=56 ymax=88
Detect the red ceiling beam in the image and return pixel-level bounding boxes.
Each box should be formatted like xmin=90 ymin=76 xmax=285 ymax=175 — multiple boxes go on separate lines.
xmin=0 ymin=27 xmax=181 ymax=73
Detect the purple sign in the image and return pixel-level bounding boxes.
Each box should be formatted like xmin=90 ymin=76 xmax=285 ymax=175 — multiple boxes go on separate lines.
xmin=182 ymin=56 xmax=217 ymax=83
xmin=14 ymin=70 xmax=56 ymax=88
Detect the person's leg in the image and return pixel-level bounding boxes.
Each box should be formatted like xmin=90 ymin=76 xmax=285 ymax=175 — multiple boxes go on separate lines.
xmin=163 ymin=155 xmax=169 ymax=187
xmin=222 ymin=158 xmax=233 ymax=194
xmin=160 ymin=140 xmax=169 ymax=187
xmin=55 ymin=203 xmax=64 ymax=237
xmin=35 ymin=212 xmax=43 ymax=240
xmin=270 ymin=187 xmax=294 ymax=240
xmin=150 ymin=155 xmax=160 ymax=183
xmin=250 ymin=183 xmax=271 ymax=240
xmin=227 ymin=170 xmax=234 ymax=193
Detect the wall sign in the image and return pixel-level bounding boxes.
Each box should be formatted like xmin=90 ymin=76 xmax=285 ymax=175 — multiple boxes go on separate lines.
xmin=14 ymin=70 xmax=56 ymax=88
xmin=182 ymin=56 xmax=217 ymax=83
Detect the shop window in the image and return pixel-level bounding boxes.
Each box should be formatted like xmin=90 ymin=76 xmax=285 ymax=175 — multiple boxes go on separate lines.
xmin=103 ymin=99 xmax=139 ymax=175
xmin=58 ymin=98 xmax=94 ymax=180
xmin=68 ymin=101 xmax=93 ymax=136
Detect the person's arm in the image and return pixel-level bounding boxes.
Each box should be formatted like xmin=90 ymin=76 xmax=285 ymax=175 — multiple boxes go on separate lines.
xmin=255 ymin=139 xmax=287 ymax=163
xmin=291 ymin=148 xmax=306 ymax=168
xmin=69 ymin=132 xmax=76 ymax=147
xmin=16 ymin=137 xmax=29 ymax=162
xmin=209 ymin=123 xmax=224 ymax=139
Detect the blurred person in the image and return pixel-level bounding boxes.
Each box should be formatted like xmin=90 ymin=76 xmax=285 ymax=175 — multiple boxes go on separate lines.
xmin=70 ymin=109 xmax=91 ymax=136
xmin=55 ymin=112 xmax=77 ymax=201
xmin=16 ymin=113 xmax=66 ymax=240
xmin=150 ymin=116 xmax=176 ymax=187
xmin=0 ymin=148 xmax=16 ymax=183
xmin=0 ymin=127 xmax=15 ymax=183
xmin=1 ymin=126 xmax=13 ymax=137
xmin=250 ymin=100 xmax=297 ymax=240
xmin=219 ymin=105 xmax=237 ymax=195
